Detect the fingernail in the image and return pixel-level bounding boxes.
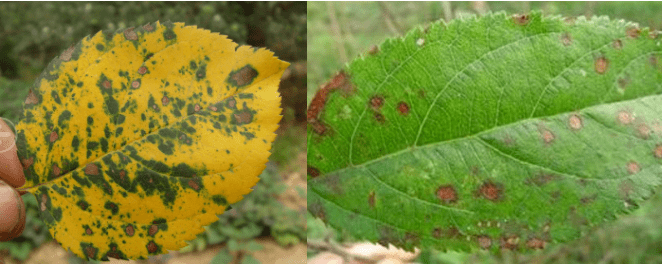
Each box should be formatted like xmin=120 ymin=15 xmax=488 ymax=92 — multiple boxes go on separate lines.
xmin=0 ymin=180 xmax=21 ymax=240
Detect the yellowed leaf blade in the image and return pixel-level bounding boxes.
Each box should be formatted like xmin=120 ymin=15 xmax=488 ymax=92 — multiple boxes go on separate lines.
xmin=16 ymin=21 xmax=288 ymax=260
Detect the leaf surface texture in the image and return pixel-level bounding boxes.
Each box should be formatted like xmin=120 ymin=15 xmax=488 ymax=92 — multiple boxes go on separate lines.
xmin=16 ymin=21 xmax=288 ymax=260
xmin=307 ymin=12 xmax=661 ymax=251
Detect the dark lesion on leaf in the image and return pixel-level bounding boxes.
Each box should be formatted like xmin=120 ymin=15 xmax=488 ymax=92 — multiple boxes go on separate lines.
xmin=307 ymin=165 xmax=321 ymax=178
xmin=436 ymin=185 xmax=458 ymax=203
xmin=308 ymin=71 xmax=355 ymax=136
xmin=512 ymin=14 xmax=530 ymax=26
xmin=475 ymin=180 xmax=503 ymax=201
xmin=227 ymin=65 xmax=258 ymax=88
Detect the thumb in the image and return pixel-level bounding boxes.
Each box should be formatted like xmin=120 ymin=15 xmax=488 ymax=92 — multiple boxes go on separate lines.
xmin=0 ymin=180 xmax=25 ymax=241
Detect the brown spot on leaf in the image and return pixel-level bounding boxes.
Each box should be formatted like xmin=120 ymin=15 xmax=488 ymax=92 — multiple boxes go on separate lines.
xmin=436 ymin=185 xmax=458 ymax=203
xmin=24 ymin=90 xmax=39 ymax=105
xmin=310 ymin=121 xmax=328 ymax=136
xmin=404 ymin=232 xmax=420 ymax=246
xmin=613 ymin=39 xmax=623 ymax=50
xmin=131 ymin=80 xmax=140 ymax=89
xmin=188 ymin=179 xmax=199 ymax=191
xmin=500 ymin=235 xmax=520 ymax=250
xmin=52 ymin=164 xmax=61 ymax=176
xmin=49 ymin=131 xmax=59 ymax=143
xmin=125 ymin=225 xmax=135 ymax=236
xmin=595 ymin=56 xmax=608 ymax=74
xmin=637 ymin=123 xmax=651 ymax=139
xmin=194 ymin=104 xmax=201 ymax=112
xmin=208 ymin=106 xmax=218 ymax=111
xmin=540 ymin=129 xmax=555 ymax=144
xmin=124 ymin=27 xmax=138 ymax=41
xmin=397 ymin=101 xmax=410 ymax=116
xmin=307 ymin=71 xmax=353 ymax=123
xmin=147 ymin=241 xmax=158 ymax=253
xmin=431 ymin=227 xmax=460 ymax=239
xmin=527 ymin=173 xmax=559 ymax=186
xmin=477 ymin=181 xmax=502 ymax=201
xmin=148 ymin=225 xmax=159 ymax=236
xmin=85 ymin=163 xmax=99 ymax=175
xmin=560 ymin=32 xmax=572 ymax=46
xmin=107 ymin=251 xmax=121 ymax=259
xmin=368 ymin=191 xmax=376 ymax=208
xmin=21 ymin=157 xmax=34 ymax=169
xmin=626 ymin=26 xmax=640 ymax=38
xmin=526 ymin=238 xmax=545 ymax=249
xmin=143 ymin=23 xmax=154 ymax=31
xmin=40 ymin=194 xmax=47 ymax=211
xmin=617 ymin=111 xmax=633 ymax=125
xmin=654 ymin=144 xmax=661 ymax=159
xmin=626 ymin=161 xmax=640 ymax=174
xmin=374 ymin=113 xmax=386 ymax=124
xmin=568 ymin=114 xmax=583 ymax=130
xmin=307 ymin=165 xmax=320 ymax=178
xmin=103 ymin=80 xmax=111 ymax=89
xmin=477 ymin=235 xmax=492 ymax=249
xmin=86 ymin=246 xmax=97 ymax=259
xmin=234 ymin=111 xmax=253 ymax=125
xmin=230 ymin=65 xmax=258 ymax=87
xmin=431 ymin=228 xmax=442 ymax=239
xmin=86 ymin=228 xmax=93 ymax=235
xmin=513 ymin=14 xmax=530 ymax=25
xmin=162 ymin=96 xmax=169 ymax=106
xmin=368 ymin=45 xmax=379 ymax=55
xmin=59 ymin=45 xmax=75 ymax=61
xmin=138 ymin=66 xmax=147 ymax=75
xmin=369 ymin=95 xmax=385 ymax=110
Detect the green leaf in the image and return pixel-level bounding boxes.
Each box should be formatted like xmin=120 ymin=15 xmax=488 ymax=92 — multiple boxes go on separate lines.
xmin=210 ymin=249 xmax=233 ymax=264
xmin=227 ymin=239 xmax=240 ymax=252
xmin=307 ymin=11 xmax=661 ymax=252
xmin=240 ymin=254 xmax=261 ymax=264
xmin=243 ymin=240 xmax=264 ymax=252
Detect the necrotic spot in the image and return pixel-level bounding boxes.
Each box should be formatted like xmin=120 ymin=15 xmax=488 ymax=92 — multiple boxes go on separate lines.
xmin=227 ymin=65 xmax=258 ymax=87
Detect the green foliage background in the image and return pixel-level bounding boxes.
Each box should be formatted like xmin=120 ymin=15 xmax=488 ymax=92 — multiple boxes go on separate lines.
xmin=307 ymin=1 xmax=662 ymax=263
xmin=0 ymin=1 xmax=306 ymax=263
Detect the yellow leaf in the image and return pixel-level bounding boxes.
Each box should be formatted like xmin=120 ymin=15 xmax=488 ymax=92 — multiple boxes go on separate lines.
xmin=15 ymin=21 xmax=288 ymax=260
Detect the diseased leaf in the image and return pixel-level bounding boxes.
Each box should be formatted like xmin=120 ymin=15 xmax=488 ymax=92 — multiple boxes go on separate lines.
xmin=307 ymin=12 xmax=661 ymax=252
xmin=15 ymin=21 xmax=288 ymax=260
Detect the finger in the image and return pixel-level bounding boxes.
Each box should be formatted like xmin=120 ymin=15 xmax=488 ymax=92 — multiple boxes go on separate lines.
xmin=0 ymin=119 xmax=25 ymax=188
xmin=0 ymin=180 xmax=26 ymax=241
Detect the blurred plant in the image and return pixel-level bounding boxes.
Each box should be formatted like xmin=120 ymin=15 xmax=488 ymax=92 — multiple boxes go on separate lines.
xmin=180 ymin=163 xmax=305 ymax=254
xmin=211 ymin=239 xmax=263 ymax=264
xmin=0 ymin=2 xmax=305 ymax=81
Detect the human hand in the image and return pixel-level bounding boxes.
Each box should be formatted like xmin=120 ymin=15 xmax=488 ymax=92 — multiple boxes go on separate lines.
xmin=0 ymin=118 xmax=26 ymax=241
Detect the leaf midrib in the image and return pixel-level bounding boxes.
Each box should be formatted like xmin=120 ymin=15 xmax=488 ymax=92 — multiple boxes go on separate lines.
xmin=318 ymin=93 xmax=661 ymax=179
